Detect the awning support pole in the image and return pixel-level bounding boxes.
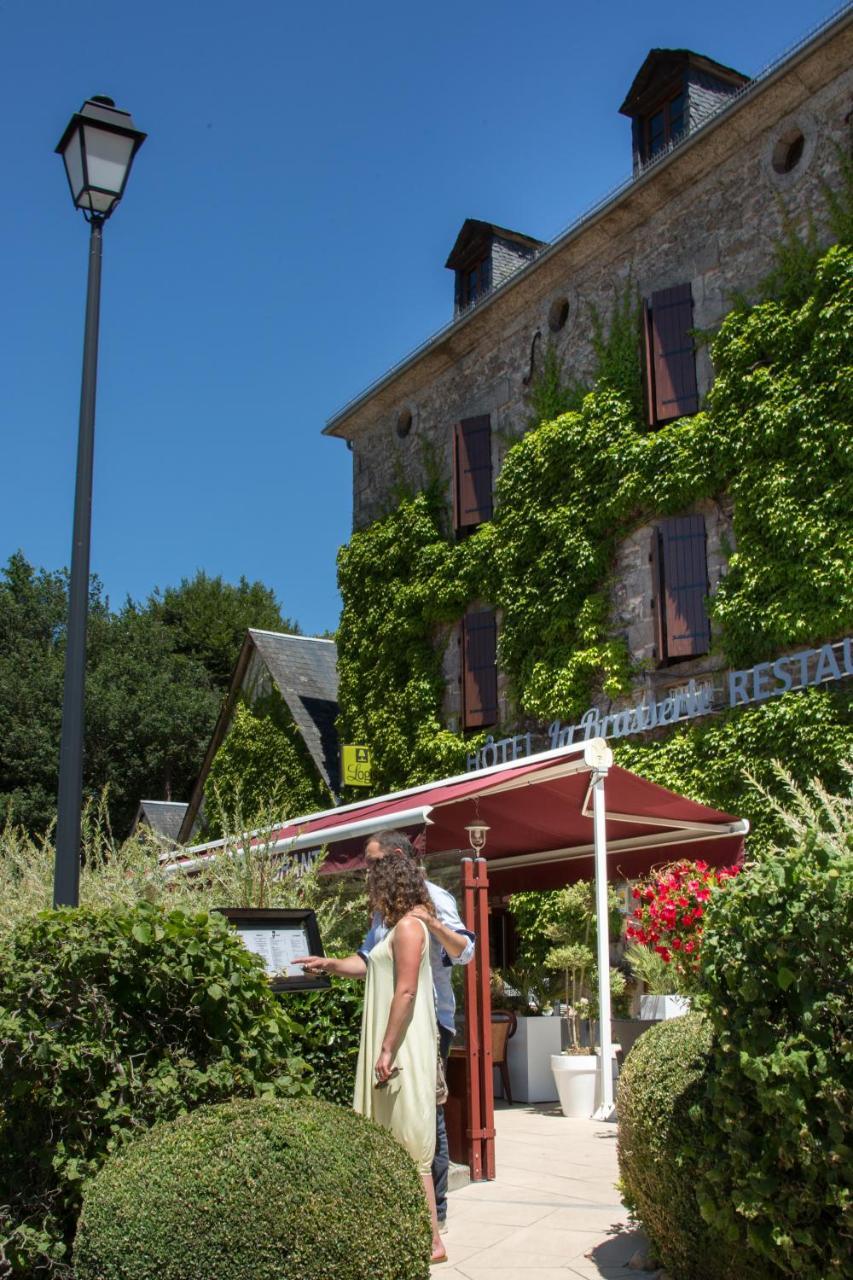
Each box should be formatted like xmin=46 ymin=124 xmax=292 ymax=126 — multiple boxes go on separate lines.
xmin=474 ymin=856 xmax=495 ymax=1180
xmin=461 ymin=857 xmax=483 ymax=1180
xmin=591 ymin=765 xmax=615 ymax=1121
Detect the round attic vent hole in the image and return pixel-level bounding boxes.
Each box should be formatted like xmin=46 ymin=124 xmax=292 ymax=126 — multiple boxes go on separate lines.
xmin=548 ymin=297 xmax=570 ymax=332
xmin=396 ymin=409 xmax=413 ymax=438
xmin=772 ymin=129 xmax=805 ymax=175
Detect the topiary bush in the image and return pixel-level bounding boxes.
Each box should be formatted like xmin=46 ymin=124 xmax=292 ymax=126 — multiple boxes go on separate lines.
xmin=695 ymin=816 xmax=853 ymax=1278
xmin=74 ymin=1096 xmax=432 ymax=1280
xmin=617 ymin=1013 xmax=763 ymax=1280
xmin=0 ymin=901 xmax=309 ymax=1277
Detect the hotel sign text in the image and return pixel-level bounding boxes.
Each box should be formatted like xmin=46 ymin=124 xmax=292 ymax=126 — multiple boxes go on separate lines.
xmin=466 ymin=639 xmax=852 ymax=772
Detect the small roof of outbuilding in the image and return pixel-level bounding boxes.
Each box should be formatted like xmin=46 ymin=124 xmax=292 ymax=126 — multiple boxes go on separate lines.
xmin=177 ymin=630 xmax=340 ymax=844
xmin=445 ymin=219 xmax=546 ymax=270
xmin=618 ymin=48 xmax=749 ymax=117
xmin=248 ymin=629 xmax=340 ymax=792
xmin=132 ymin=800 xmax=189 ymax=844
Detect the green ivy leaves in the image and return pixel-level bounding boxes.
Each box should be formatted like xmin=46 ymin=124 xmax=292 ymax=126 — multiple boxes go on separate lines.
xmin=336 ymin=243 xmax=853 ymax=802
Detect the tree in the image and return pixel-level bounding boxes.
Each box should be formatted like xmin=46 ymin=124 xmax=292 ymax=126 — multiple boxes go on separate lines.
xmin=148 ymin=571 xmax=299 ymax=691
xmin=0 ymin=555 xmax=303 ymax=837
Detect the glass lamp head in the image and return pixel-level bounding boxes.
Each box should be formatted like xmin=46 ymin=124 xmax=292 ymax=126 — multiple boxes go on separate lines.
xmin=56 ymin=96 xmax=146 ymax=218
xmin=464 ymin=820 xmax=490 ymax=853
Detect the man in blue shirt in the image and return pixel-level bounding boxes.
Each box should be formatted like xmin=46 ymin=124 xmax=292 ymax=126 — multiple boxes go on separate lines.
xmin=297 ymin=830 xmax=475 ymax=1229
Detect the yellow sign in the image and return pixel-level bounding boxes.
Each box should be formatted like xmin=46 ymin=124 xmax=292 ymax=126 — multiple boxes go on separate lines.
xmin=342 ymin=744 xmax=372 ymax=787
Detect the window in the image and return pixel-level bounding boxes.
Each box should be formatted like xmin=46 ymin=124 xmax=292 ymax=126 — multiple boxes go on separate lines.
xmin=461 ymin=607 xmax=498 ymax=729
xmin=644 ymin=282 xmax=699 ymax=426
xmin=642 ymin=86 xmax=687 ymax=162
xmin=651 ymin=516 xmax=710 ymax=664
xmin=457 ymin=258 xmax=491 ymax=310
xmin=452 ymin=415 xmax=493 ymax=531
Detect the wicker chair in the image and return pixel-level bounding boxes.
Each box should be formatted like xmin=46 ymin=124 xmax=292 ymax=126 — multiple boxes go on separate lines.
xmin=491 ymin=1010 xmax=518 ymax=1104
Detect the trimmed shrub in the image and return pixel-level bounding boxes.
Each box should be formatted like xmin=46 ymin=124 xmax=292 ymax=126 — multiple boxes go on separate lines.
xmin=0 ymin=902 xmax=309 ymax=1277
xmin=696 ymin=823 xmax=853 ymax=1278
xmin=74 ymin=1096 xmax=432 ymax=1280
xmin=617 ymin=1013 xmax=754 ymax=1280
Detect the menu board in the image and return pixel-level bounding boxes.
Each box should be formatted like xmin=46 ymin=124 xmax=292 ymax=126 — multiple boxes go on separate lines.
xmin=238 ymin=922 xmax=311 ymax=979
xmin=216 ymin=908 xmax=330 ymax=992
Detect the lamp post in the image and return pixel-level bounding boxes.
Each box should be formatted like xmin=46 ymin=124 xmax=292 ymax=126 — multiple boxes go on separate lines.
xmin=53 ymin=97 xmax=146 ymax=907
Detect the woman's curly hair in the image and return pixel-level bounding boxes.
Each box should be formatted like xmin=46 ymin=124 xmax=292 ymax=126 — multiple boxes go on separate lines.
xmin=367 ymin=852 xmax=435 ymax=926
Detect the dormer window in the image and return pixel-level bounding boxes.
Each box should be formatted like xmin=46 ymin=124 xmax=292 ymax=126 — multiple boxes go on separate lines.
xmin=446 ymin=219 xmax=545 ymax=318
xmin=619 ymin=49 xmax=748 ymax=175
xmin=643 ymin=85 xmax=687 ymax=162
xmin=459 ymin=258 xmax=491 ymax=310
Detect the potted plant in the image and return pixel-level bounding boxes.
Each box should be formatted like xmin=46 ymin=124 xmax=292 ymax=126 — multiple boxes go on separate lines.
xmin=626 ymin=859 xmax=741 ymax=1019
xmin=543 ymin=882 xmax=627 ymax=1118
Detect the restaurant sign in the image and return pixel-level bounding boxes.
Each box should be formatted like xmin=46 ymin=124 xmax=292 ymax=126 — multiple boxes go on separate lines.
xmin=466 ymin=638 xmax=852 ymax=772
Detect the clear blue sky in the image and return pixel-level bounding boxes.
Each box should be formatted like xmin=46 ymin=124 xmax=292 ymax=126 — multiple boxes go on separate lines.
xmin=0 ymin=0 xmax=841 ymax=635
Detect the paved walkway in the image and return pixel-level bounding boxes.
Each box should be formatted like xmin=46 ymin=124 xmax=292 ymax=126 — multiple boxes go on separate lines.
xmin=440 ymin=1103 xmax=645 ymax=1278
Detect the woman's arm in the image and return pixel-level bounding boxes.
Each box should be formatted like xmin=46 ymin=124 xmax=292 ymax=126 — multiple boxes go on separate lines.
xmin=374 ymin=915 xmax=425 ymax=1082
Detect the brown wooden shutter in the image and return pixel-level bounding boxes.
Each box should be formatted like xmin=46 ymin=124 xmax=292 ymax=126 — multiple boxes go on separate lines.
xmin=644 ymin=283 xmax=699 ymax=425
xmin=453 ymin=416 xmax=493 ymax=530
xmin=653 ymin=516 xmax=710 ymax=661
xmin=462 ymin=607 xmax=498 ymax=728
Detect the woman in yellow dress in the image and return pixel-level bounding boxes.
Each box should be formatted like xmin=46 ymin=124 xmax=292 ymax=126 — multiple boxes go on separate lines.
xmin=353 ymin=853 xmax=445 ymax=1265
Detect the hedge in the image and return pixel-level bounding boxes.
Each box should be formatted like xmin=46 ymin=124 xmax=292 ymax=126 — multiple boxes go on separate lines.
xmin=0 ymin=902 xmax=308 ymax=1277
xmin=617 ymin=1013 xmax=756 ymax=1280
xmin=75 ymin=1097 xmax=432 ymax=1280
xmin=695 ymin=823 xmax=853 ymax=1277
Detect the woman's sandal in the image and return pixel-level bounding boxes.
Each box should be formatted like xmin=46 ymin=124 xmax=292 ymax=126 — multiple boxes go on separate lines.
xmin=430 ymin=1246 xmax=448 ymax=1265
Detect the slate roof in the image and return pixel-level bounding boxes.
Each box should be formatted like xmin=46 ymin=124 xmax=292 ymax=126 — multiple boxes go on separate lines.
xmin=445 ymin=219 xmax=546 ymax=270
xmin=248 ymin=629 xmax=340 ymax=794
xmin=132 ymin=800 xmax=189 ymax=844
xmin=618 ymin=48 xmax=748 ymax=117
xmin=177 ymin=630 xmax=340 ymax=844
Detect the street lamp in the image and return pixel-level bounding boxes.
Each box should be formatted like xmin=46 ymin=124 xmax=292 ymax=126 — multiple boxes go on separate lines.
xmin=53 ymin=97 xmax=146 ymax=907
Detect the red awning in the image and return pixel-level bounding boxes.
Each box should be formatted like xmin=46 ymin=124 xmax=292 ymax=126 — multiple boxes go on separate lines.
xmin=167 ymin=740 xmax=747 ymax=891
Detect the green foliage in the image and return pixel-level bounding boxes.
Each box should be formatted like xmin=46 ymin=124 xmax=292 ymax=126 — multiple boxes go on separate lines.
xmin=624 ymin=942 xmax=673 ymax=996
xmin=506 ymin=884 xmax=626 ymax=1029
xmin=0 ymin=791 xmax=367 ymax=956
xmin=616 ymin=686 xmax=853 ymax=857
xmin=337 ymin=238 xmax=852 ymax=803
xmin=0 ymin=557 xmax=301 ymax=838
xmin=203 ymin=695 xmax=331 ymax=838
xmin=0 ymin=901 xmax=308 ymax=1277
xmin=617 ymin=1013 xmax=754 ymax=1280
xmin=287 ymin=983 xmax=364 ymax=1106
xmin=527 ymin=341 xmax=585 ymax=425
xmin=74 ymin=1096 xmax=432 ymax=1280
xmin=336 ymin=490 xmax=482 ymax=795
xmin=588 ymin=279 xmax=644 ymax=423
xmin=693 ymin=785 xmax=852 ymax=1278
xmin=149 ymin=569 xmax=299 ymax=690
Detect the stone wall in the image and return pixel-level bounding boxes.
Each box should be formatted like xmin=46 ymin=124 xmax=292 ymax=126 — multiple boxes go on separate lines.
xmin=331 ymin=22 xmax=852 ymax=729
xmin=344 ymin=43 xmax=852 ymax=532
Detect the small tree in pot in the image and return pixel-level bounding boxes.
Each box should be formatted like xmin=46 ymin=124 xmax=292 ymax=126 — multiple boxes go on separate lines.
xmin=541 ymin=881 xmax=629 ymax=1117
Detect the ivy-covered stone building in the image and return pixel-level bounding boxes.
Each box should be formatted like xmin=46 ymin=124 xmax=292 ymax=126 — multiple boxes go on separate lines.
xmin=327 ymin=11 xmax=853 ymax=863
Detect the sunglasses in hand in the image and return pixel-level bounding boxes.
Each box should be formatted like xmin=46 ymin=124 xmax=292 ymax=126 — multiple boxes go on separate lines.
xmin=374 ymin=1066 xmax=403 ymax=1089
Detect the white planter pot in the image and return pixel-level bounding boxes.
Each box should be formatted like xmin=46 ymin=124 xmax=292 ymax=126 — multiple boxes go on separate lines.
xmin=550 ymin=1053 xmax=597 ymax=1117
xmin=639 ymin=994 xmax=690 ymax=1020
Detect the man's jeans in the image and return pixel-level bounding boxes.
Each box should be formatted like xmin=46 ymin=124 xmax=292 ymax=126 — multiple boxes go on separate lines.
xmin=433 ymin=1025 xmax=454 ymax=1221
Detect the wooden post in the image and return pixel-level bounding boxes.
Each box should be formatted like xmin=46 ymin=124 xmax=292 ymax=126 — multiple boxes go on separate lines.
xmin=474 ymin=856 xmax=496 ymax=1179
xmin=461 ymin=857 xmax=483 ymax=1180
